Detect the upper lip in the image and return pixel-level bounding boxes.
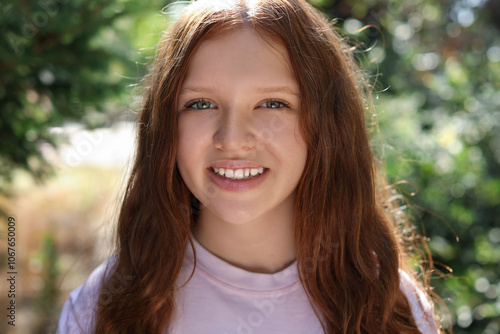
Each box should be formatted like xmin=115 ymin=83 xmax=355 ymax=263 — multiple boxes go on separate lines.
xmin=209 ymin=160 xmax=266 ymax=169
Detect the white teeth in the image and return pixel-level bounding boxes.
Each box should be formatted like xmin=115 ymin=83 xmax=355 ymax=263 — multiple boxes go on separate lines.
xmin=212 ymin=167 xmax=265 ymax=180
xmin=234 ymin=169 xmax=244 ymax=179
xmin=225 ymin=169 xmax=234 ymax=178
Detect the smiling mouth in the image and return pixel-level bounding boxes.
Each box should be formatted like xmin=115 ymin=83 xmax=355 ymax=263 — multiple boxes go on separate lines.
xmin=210 ymin=167 xmax=265 ymax=180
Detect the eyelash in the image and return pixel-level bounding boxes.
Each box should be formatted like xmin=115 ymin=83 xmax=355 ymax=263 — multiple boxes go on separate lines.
xmin=184 ymin=98 xmax=291 ymax=110
xmin=261 ymin=99 xmax=290 ymax=109
xmin=184 ymin=99 xmax=215 ymax=110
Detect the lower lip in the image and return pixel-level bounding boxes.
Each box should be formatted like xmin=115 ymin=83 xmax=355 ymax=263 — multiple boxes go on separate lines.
xmin=207 ymin=168 xmax=268 ymax=191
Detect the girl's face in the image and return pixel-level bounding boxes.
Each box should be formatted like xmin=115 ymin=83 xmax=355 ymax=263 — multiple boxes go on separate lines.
xmin=176 ymin=28 xmax=307 ymax=226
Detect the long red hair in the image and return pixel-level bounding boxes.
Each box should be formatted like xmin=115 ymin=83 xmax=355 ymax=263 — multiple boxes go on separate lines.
xmin=95 ymin=0 xmax=441 ymax=332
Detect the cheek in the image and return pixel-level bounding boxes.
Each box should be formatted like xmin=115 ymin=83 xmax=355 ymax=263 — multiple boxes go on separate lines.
xmin=286 ymin=126 xmax=308 ymax=172
xmin=177 ymin=115 xmax=214 ymax=159
xmin=177 ymin=116 xmax=209 ymax=187
xmin=176 ymin=121 xmax=192 ymax=170
xmin=256 ymin=114 xmax=307 ymax=160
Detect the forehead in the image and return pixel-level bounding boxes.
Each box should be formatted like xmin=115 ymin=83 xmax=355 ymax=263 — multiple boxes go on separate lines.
xmin=180 ymin=28 xmax=297 ymax=90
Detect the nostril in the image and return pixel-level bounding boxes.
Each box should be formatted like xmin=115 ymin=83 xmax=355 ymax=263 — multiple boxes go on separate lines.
xmin=213 ymin=127 xmax=257 ymax=151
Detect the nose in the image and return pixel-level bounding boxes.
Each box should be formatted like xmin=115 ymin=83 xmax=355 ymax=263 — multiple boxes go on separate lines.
xmin=213 ymin=108 xmax=256 ymax=152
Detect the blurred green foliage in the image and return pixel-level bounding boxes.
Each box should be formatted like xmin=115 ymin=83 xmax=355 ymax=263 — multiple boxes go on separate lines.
xmin=1 ymin=0 xmax=499 ymax=333
xmin=0 ymin=0 xmax=167 ymax=192
xmin=32 ymin=235 xmax=59 ymax=334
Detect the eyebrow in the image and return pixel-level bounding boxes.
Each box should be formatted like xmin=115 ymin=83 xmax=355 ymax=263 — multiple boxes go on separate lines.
xmin=256 ymin=86 xmax=299 ymax=96
xmin=179 ymin=85 xmax=299 ymax=96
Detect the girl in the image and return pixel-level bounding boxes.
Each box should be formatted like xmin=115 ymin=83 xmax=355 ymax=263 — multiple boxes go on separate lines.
xmin=58 ymin=0 xmax=443 ymax=333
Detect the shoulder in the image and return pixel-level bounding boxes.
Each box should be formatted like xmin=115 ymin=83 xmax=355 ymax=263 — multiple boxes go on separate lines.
xmin=56 ymin=257 xmax=116 ymax=334
xmin=399 ymin=269 xmax=439 ymax=334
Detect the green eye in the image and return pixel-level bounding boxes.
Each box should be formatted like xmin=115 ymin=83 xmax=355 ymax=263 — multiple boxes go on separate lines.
xmin=262 ymin=100 xmax=289 ymax=109
xmin=186 ymin=99 xmax=214 ymax=109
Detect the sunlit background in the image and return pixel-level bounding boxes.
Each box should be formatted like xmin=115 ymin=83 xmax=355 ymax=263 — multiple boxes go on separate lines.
xmin=0 ymin=0 xmax=499 ymax=333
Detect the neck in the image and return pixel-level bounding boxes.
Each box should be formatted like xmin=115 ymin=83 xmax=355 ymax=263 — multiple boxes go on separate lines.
xmin=193 ymin=203 xmax=296 ymax=274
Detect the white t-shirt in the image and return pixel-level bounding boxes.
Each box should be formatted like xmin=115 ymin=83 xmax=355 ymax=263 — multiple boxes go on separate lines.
xmin=57 ymin=238 xmax=438 ymax=333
